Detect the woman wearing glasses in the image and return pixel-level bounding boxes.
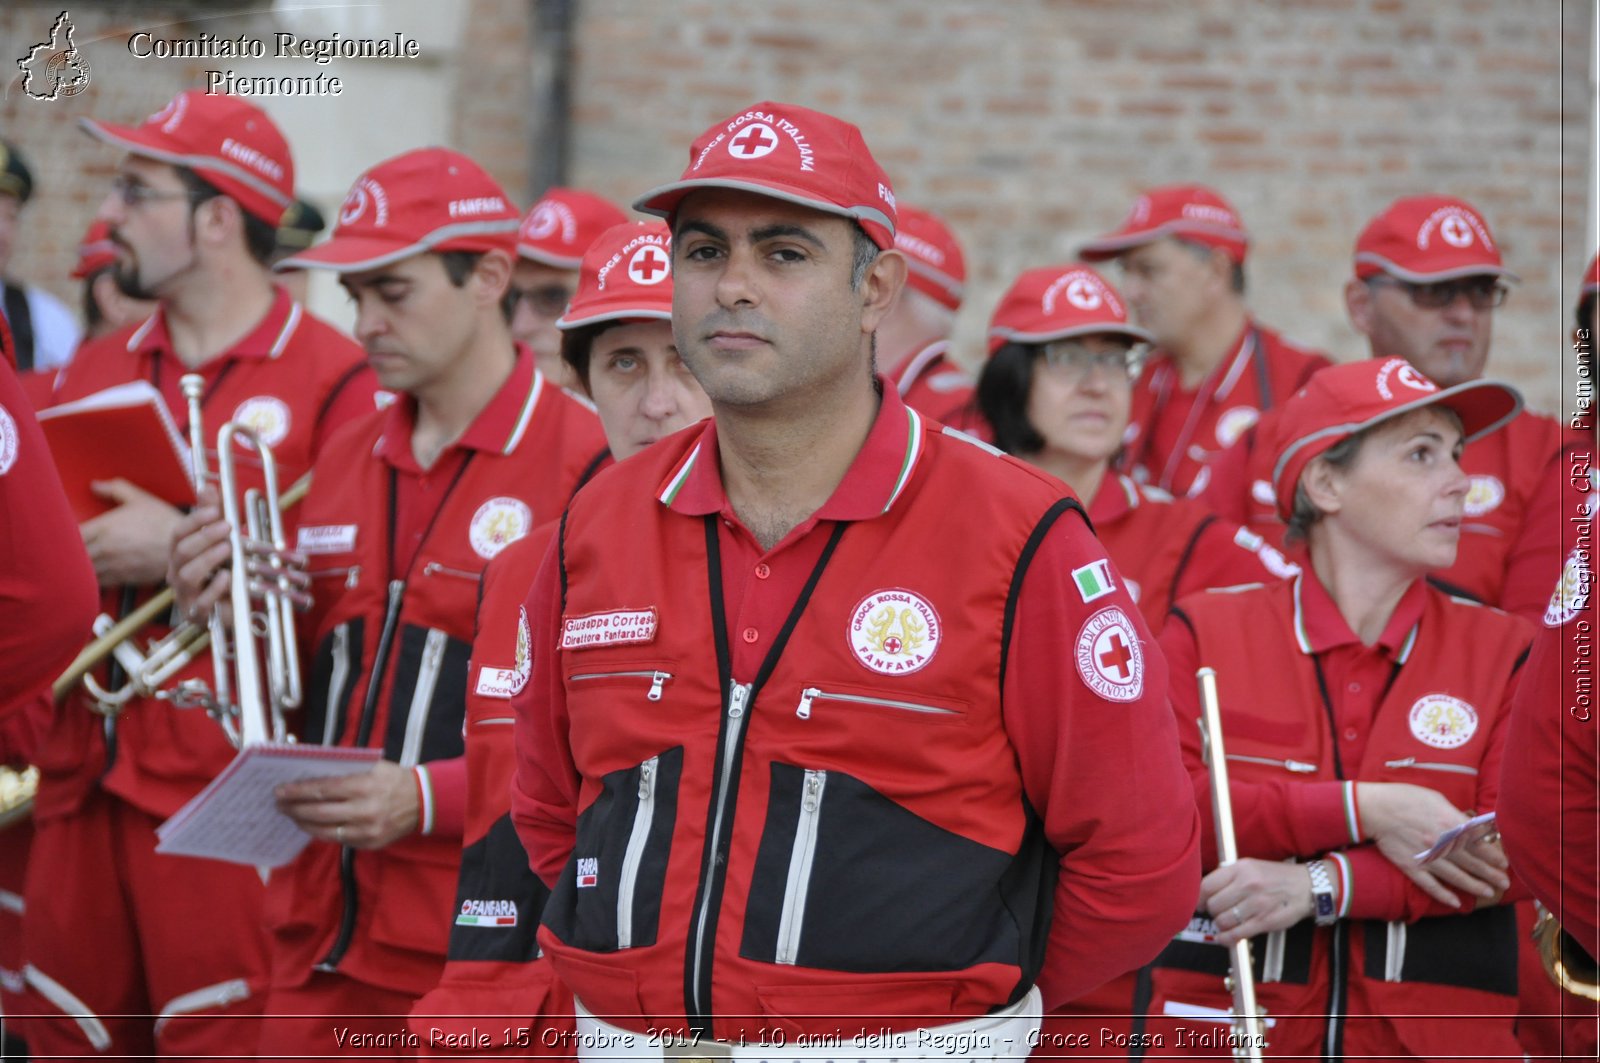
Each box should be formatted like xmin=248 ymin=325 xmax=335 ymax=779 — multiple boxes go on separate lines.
xmin=976 ymin=264 xmax=1294 ymax=631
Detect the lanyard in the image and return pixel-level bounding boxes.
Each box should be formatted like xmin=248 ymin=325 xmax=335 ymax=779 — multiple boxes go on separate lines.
xmin=1309 ymin=653 xmax=1405 ymax=781
xmin=384 ymin=454 xmax=478 ymax=583
xmin=1129 ymin=326 xmax=1262 ymax=491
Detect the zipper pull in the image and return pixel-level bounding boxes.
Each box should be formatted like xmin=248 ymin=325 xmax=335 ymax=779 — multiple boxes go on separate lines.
xmin=1285 ymin=759 xmax=1317 ymax=773
xmin=423 ymin=561 xmax=440 ymax=577
xmin=728 ymin=681 xmax=750 ymax=719
xmin=803 ymin=770 xmax=824 ymax=811
xmin=345 ymin=565 xmax=361 ymax=589
xmin=638 ymin=760 xmax=654 ymax=800
xmin=796 ymin=687 xmax=820 ymax=719
xmin=1385 ymin=757 xmax=1417 ymax=769
xmin=647 ymin=671 xmax=669 ymax=702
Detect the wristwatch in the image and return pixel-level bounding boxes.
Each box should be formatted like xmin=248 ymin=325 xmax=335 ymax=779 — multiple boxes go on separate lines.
xmin=1307 ymin=859 xmax=1338 ymax=925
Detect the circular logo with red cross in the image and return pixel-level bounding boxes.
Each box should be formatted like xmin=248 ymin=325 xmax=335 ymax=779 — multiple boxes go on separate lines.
xmin=848 ymin=589 xmax=941 ymax=675
xmin=468 ymin=497 xmax=532 ymax=560
xmin=1064 ymin=275 xmax=1103 ymax=311
xmin=1544 ymin=545 xmax=1591 ymax=628
xmin=232 ymin=395 xmax=291 ymax=448
xmin=523 ymin=202 xmax=563 ymax=241
xmin=727 ymin=122 xmax=779 ymax=160
xmin=339 ymin=176 xmax=389 ymax=227
xmin=628 ymin=244 xmax=670 ymax=286
xmin=1439 ymin=213 xmax=1475 ymax=248
xmin=1408 ymin=694 xmax=1479 ymax=750
xmin=0 ymin=403 xmax=18 ymax=476
xmin=1463 ymin=475 xmax=1505 ymax=517
xmin=1075 ymin=606 xmax=1145 ymax=703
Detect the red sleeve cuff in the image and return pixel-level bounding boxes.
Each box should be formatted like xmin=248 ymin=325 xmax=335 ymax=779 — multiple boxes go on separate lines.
xmin=416 ymin=756 xmax=468 ymax=838
xmin=1288 ymin=780 xmax=1362 ymax=854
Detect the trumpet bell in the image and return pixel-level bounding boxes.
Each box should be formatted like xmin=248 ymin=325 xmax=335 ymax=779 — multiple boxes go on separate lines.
xmin=1535 ymin=905 xmax=1600 ymax=1002
xmin=0 ymin=766 xmax=39 ymax=830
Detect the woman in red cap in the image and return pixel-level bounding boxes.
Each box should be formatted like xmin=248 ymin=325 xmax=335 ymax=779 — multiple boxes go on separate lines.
xmin=1146 ymin=358 xmax=1531 ymax=1060
xmin=976 ymin=263 xmax=1295 ymax=632
xmin=409 ymin=220 xmax=710 ymax=1057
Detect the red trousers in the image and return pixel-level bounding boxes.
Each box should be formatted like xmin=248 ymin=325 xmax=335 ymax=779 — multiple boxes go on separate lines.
xmin=257 ymin=971 xmax=419 ymax=1061
xmin=18 ymin=789 xmax=268 ymax=1059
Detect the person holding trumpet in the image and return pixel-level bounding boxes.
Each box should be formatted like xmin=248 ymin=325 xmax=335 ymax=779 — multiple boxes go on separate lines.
xmin=19 ymin=91 xmax=375 ymax=1061
xmin=1148 ymin=357 xmax=1533 ymax=1060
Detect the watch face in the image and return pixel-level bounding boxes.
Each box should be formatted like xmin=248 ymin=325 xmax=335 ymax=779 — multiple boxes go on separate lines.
xmin=1315 ymin=895 xmax=1335 ymax=918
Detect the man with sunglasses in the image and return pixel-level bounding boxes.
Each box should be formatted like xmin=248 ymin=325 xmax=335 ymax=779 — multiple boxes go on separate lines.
xmin=17 ymin=91 xmax=376 ymax=1060
xmin=1203 ymin=195 xmax=1564 ymax=621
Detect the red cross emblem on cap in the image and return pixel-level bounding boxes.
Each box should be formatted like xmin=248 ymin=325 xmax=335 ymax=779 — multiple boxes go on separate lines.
xmin=1098 ymin=632 xmax=1134 ymax=679
xmin=1439 ymin=214 xmax=1474 ymax=248
xmin=628 ymin=245 xmax=669 ymax=285
xmin=1065 ymin=276 xmax=1103 ymax=311
xmin=729 ymin=123 xmax=778 ymax=159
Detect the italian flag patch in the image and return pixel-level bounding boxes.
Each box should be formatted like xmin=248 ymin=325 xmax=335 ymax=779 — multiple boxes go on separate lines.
xmin=1072 ymin=559 xmax=1116 ymax=603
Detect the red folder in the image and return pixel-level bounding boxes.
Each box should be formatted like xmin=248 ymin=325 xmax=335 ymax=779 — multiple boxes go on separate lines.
xmin=37 ymin=381 xmax=196 ymax=521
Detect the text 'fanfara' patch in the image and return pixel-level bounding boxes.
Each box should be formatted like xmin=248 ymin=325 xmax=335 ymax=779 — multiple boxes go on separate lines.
xmin=1408 ymin=694 xmax=1479 ymax=750
xmin=476 ymin=606 xmax=532 ymax=698
xmin=468 ymin=497 xmax=532 ymax=560
xmin=848 ymin=589 xmax=941 ymax=675
xmin=296 ymin=523 xmax=356 ymax=555
xmin=1463 ymin=475 xmax=1505 ymax=518
xmin=0 ymin=403 xmax=18 ymax=476
xmin=1075 ymin=606 xmax=1145 ymax=703
xmin=1544 ymin=545 xmax=1591 ymax=628
xmin=231 ymin=395 xmax=291 ymax=448
xmin=455 ymin=898 xmax=518 ymax=927
xmin=561 ymin=607 xmax=658 ymax=650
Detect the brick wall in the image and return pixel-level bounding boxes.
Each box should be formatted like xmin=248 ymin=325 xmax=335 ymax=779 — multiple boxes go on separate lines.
xmin=3 ymin=0 xmax=1591 ymax=416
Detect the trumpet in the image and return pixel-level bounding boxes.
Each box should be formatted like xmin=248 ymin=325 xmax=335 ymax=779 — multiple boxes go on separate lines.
xmin=1534 ymin=904 xmax=1600 ymax=1002
xmin=1196 ymin=666 xmax=1268 ymax=1061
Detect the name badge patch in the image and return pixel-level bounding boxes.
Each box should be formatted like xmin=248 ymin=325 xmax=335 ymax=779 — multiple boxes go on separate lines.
xmin=561 ymin=607 xmax=658 ymax=650
xmin=297 ymin=524 xmax=357 ymax=555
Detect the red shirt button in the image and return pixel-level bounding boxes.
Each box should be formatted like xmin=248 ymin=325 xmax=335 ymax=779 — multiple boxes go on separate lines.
xmin=755 ymin=563 xmax=771 ymax=580
xmin=742 ymin=627 xmax=759 ymax=643
xmin=1343 ymin=728 xmax=1359 ymax=741
xmin=1347 ymin=682 xmax=1361 ymax=693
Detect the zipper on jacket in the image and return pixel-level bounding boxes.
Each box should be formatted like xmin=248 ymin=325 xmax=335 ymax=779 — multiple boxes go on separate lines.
xmin=616 ymin=755 xmax=660 ymax=950
xmin=775 ymin=769 xmax=827 ymax=964
xmin=690 ymin=680 xmax=750 ymax=1020
xmin=1323 ymin=920 xmax=1348 ymax=1060
xmin=311 ymin=565 xmax=361 ymax=590
xmin=1382 ymin=757 xmax=1478 ymax=776
xmin=1226 ymin=753 xmax=1317 ymax=774
xmin=316 ymin=578 xmax=404 ymax=974
xmin=322 ymin=624 xmax=352 ymax=746
xmin=794 ymin=687 xmax=959 ymax=720
xmin=570 ymin=669 xmax=671 ymax=701
xmin=399 ymin=628 xmax=449 ymax=767
xmin=422 ymin=561 xmax=480 ymax=582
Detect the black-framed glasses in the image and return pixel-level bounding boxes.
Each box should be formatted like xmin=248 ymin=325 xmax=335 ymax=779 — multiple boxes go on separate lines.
xmin=1367 ymin=275 xmax=1509 ymax=311
xmin=1038 ymin=340 xmax=1138 ymax=383
xmin=109 ymin=174 xmax=201 ymax=209
xmin=507 ymin=284 xmax=572 ymax=318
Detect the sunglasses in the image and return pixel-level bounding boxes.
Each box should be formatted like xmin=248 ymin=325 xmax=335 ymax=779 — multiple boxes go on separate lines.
xmin=1367 ymin=275 xmax=1509 ymax=311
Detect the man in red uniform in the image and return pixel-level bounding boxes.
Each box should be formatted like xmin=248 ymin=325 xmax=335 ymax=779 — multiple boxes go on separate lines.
xmin=511 ymin=100 xmax=1200 ymax=1059
xmin=1201 ymin=196 xmax=1565 ymax=620
xmin=509 ymin=187 xmax=627 ymax=388
xmin=19 ymin=90 xmax=375 ymax=1060
xmin=875 ymin=203 xmax=981 ymax=429
xmin=1078 ymin=184 xmax=1331 ymax=497
xmin=173 ymin=146 xmax=606 ymax=1056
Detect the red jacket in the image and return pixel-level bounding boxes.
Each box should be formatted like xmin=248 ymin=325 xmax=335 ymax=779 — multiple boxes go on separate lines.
xmin=894 ymin=340 xmax=986 ymax=437
xmin=34 ymin=290 xmax=376 ymax=820
xmin=263 ymin=352 xmax=605 ymax=998
xmin=513 ymin=386 xmax=1200 ymax=1041
xmin=1120 ymin=320 xmax=1330 ymax=497
xmin=1152 ymin=574 xmax=1532 ymax=1061
xmin=1087 ymin=473 xmax=1297 ymax=629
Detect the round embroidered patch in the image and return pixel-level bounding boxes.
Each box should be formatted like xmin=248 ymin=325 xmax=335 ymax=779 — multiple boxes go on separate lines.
xmin=512 ymin=605 xmax=532 ymax=692
xmin=1544 ymin=545 xmax=1591 ymax=628
xmin=0 ymin=403 xmax=17 ymax=476
xmin=1214 ymin=405 xmax=1260 ymax=449
xmin=468 ymin=497 xmax=532 ymax=560
xmin=1075 ymin=606 xmax=1145 ymax=703
xmin=848 ymin=588 xmax=941 ymax=675
xmin=1408 ymin=694 xmax=1479 ymax=750
xmin=231 ymin=395 xmax=292 ymax=449
xmin=1463 ymin=475 xmax=1505 ymax=517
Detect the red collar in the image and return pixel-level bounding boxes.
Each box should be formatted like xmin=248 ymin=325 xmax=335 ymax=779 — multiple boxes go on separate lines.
xmin=1143 ymin=319 xmax=1257 ymax=398
xmin=375 ymin=346 xmax=543 ymax=471
xmin=1087 ymin=473 xmax=1149 ymax=525
xmin=658 ymin=379 xmax=930 ymax=524
xmin=124 ymin=286 xmax=302 ymax=362
xmin=1290 ymin=569 xmax=1426 ymax=659
xmin=894 ymin=340 xmax=949 ymax=394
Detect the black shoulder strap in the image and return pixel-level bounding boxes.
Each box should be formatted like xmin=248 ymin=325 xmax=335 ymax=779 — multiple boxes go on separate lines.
xmin=999 ymin=498 xmax=1091 ymax=690
xmin=1167 ymin=514 xmax=1218 ymax=617
xmin=3 ymin=283 xmax=35 ymax=372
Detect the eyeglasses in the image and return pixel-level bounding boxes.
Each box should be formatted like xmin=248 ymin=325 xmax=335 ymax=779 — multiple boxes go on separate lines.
xmin=109 ymin=174 xmax=200 ymax=209
xmin=1367 ymin=275 xmax=1509 ymax=311
xmin=507 ymin=284 xmax=572 ymax=318
xmin=1038 ymin=340 xmax=1137 ymax=383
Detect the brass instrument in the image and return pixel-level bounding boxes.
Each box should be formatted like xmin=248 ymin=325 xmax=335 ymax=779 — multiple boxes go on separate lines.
xmin=1534 ymin=903 xmax=1600 ymax=1002
xmin=0 ymin=766 xmax=38 ymax=829
xmin=1196 ymin=666 xmax=1268 ymax=1061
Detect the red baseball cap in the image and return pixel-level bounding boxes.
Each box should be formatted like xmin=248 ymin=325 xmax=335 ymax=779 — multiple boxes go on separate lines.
xmin=1353 ymin=195 xmax=1515 ymax=283
xmin=276 ymin=148 xmax=519 ymax=273
xmin=80 ymin=90 xmax=294 ymax=226
xmin=517 ymin=188 xmax=629 ymax=270
xmin=71 ymin=219 xmax=118 ymax=279
xmin=557 ymin=221 xmax=674 ymax=329
xmin=1079 ymin=184 xmax=1249 ymax=264
xmin=1270 ymin=357 xmax=1521 ymax=520
xmin=634 ymin=101 xmax=898 ymax=250
xmin=986 ymin=264 xmax=1153 ymax=356
xmin=893 ymin=205 xmax=965 ymax=310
